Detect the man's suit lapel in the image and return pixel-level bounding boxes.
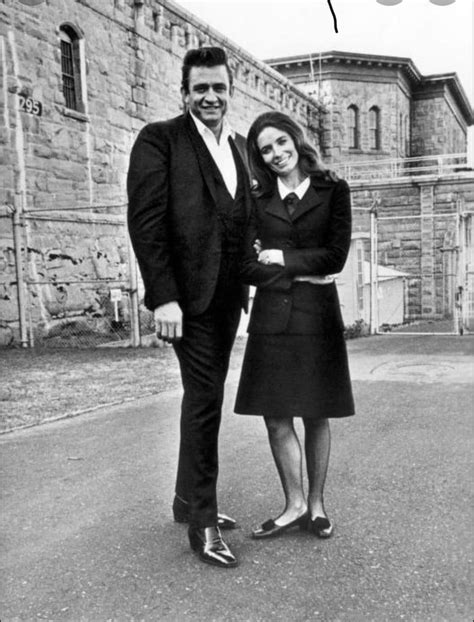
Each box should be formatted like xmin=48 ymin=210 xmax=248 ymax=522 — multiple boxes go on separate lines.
xmin=184 ymin=113 xmax=219 ymax=206
xmin=229 ymin=135 xmax=252 ymax=219
xmin=231 ymin=134 xmax=250 ymax=175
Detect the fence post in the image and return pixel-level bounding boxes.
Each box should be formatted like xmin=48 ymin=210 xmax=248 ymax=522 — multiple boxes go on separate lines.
xmin=369 ymin=196 xmax=380 ymax=334
xmin=127 ymin=235 xmax=141 ymax=347
xmin=10 ymin=203 xmax=29 ymax=347
xmin=456 ymin=207 xmax=466 ymax=335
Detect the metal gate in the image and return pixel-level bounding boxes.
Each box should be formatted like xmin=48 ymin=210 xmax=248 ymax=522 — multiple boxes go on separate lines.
xmin=369 ymin=204 xmax=473 ymax=335
xmin=458 ymin=211 xmax=474 ymax=334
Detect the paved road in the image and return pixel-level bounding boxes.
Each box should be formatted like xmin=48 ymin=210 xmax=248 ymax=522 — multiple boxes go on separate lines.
xmin=1 ymin=336 xmax=473 ymax=621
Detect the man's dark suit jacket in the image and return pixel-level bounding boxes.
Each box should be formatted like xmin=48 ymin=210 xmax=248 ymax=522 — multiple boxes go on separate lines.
xmin=127 ymin=113 xmax=251 ymax=315
xmin=240 ymin=174 xmax=352 ymax=335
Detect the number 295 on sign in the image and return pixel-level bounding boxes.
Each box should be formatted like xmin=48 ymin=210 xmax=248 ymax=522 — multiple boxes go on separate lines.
xmin=18 ymin=95 xmax=42 ymax=116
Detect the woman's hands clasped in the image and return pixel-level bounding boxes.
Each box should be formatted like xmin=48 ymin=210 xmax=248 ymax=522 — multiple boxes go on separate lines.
xmin=254 ymin=239 xmax=285 ymax=267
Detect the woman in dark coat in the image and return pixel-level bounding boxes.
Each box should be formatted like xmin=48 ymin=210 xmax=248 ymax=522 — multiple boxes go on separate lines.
xmin=235 ymin=111 xmax=355 ymax=539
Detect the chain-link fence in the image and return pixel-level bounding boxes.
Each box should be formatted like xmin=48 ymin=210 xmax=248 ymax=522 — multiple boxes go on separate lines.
xmin=349 ymin=198 xmax=474 ymax=335
xmin=4 ymin=192 xmax=473 ymax=347
xmin=13 ymin=203 xmax=157 ymax=348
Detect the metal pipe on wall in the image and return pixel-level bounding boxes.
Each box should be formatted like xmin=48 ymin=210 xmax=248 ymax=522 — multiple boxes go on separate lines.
xmin=10 ymin=205 xmax=29 ymax=347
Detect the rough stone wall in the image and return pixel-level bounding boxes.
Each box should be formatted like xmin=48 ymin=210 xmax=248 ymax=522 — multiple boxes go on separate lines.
xmin=0 ymin=0 xmax=321 ymax=209
xmin=412 ymin=92 xmax=467 ymax=157
xmin=0 ymin=211 xmax=16 ymax=345
xmin=0 ymin=0 xmax=321 ymax=342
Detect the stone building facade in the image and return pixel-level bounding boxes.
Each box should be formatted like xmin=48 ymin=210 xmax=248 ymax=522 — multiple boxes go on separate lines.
xmin=1 ymin=2 xmax=473 ymax=344
xmin=1 ymin=0 xmax=321 ymax=211
xmin=0 ymin=0 xmax=321 ymax=344
xmin=267 ymin=51 xmax=473 ymax=163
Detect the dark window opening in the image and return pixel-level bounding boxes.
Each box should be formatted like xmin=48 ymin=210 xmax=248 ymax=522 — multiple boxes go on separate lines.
xmin=59 ymin=25 xmax=84 ymax=113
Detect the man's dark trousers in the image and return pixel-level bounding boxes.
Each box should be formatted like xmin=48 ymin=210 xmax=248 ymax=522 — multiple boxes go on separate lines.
xmin=173 ymin=274 xmax=241 ymax=528
xmin=173 ymin=149 xmax=247 ymax=529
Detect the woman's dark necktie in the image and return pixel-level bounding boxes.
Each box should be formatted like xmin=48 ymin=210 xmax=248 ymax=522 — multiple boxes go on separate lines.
xmin=283 ymin=192 xmax=299 ymax=217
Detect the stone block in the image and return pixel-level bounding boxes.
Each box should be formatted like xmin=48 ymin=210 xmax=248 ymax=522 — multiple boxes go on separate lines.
xmin=131 ymin=86 xmax=147 ymax=106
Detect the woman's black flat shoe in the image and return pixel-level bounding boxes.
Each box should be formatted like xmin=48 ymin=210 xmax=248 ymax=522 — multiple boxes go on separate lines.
xmin=308 ymin=516 xmax=334 ymax=538
xmin=252 ymin=513 xmax=308 ymax=539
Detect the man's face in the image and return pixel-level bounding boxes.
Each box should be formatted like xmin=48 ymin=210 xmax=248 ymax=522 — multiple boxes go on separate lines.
xmin=182 ymin=64 xmax=233 ymax=133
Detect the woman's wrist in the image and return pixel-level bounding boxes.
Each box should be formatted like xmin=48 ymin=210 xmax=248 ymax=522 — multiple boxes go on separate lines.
xmin=258 ymin=249 xmax=285 ymax=266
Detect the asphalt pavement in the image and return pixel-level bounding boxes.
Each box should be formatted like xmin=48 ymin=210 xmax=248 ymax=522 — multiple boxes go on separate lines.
xmin=1 ymin=335 xmax=473 ymax=621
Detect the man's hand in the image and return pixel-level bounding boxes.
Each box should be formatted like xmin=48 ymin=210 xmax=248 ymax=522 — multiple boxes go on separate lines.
xmin=154 ymin=301 xmax=183 ymax=342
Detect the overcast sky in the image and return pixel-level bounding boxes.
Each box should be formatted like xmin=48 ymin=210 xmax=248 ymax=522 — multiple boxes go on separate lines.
xmin=178 ymin=0 xmax=473 ymax=102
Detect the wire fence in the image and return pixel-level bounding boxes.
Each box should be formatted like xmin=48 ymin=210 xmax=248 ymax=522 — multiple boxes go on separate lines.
xmin=370 ymin=210 xmax=472 ymax=335
xmin=12 ymin=203 xmax=158 ymax=348
xmin=348 ymin=202 xmax=474 ymax=335
xmin=3 ymin=195 xmax=473 ymax=347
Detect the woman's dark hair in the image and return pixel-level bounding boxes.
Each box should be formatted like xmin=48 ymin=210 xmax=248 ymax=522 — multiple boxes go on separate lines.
xmin=181 ymin=47 xmax=233 ymax=93
xmin=247 ymin=111 xmax=325 ymax=195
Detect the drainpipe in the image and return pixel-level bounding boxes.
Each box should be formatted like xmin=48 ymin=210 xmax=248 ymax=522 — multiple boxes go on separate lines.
xmin=8 ymin=202 xmax=28 ymax=347
xmin=6 ymin=31 xmax=31 ymax=346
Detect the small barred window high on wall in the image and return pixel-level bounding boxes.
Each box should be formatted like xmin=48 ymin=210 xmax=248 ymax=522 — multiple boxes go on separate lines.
xmin=347 ymin=105 xmax=360 ymax=150
xmin=59 ymin=24 xmax=85 ymax=113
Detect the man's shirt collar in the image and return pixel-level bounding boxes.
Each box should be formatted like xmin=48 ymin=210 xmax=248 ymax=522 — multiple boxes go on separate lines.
xmin=189 ymin=111 xmax=235 ymax=144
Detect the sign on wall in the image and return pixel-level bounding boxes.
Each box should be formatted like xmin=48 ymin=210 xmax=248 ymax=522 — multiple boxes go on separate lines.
xmin=18 ymin=95 xmax=42 ymax=116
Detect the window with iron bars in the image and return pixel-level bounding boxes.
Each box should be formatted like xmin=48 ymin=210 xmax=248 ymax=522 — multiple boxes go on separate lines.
xmin=59 ymin=25 xmax=85 ymax=113
xmin=347 ymin=105 xmax=360 ymax=150
xmin=369 ymin=106 xmax=381 ymax=150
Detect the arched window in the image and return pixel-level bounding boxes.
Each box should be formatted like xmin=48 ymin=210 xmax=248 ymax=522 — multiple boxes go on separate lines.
xmin=369 ymin=106 xmax=381 ymax=150
xmin=59 ymin=24 xmax=85 ymax=112
xmin=347 ymin=105 xmax=359 ymax=149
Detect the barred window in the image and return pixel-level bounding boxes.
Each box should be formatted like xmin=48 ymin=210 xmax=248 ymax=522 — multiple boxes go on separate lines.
xmin=369 ymin=106 xmax=381 ymax=150
xmin=347 ymin=105 xmax=359 ymax=149
xmin=59 ymin=25 xmax=85 ymax=112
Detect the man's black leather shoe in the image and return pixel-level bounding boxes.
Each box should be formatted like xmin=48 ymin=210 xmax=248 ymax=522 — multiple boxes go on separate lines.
xmin=173 ymin=495 xmax=237 ymax=530
xmin=188 ymin=526 xmax=238 ymax=568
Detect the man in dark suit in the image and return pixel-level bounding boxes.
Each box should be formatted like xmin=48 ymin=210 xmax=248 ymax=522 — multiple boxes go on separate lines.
xmin=127 ymin=47 xmax=250 ymax=568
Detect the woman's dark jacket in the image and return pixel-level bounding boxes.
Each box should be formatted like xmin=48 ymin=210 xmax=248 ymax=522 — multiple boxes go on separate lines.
xmin=240 ymin=172 xmax=352 ymax=335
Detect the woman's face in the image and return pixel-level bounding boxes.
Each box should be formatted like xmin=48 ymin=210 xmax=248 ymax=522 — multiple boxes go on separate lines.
xmin=256 ymin=126 xmax=300 ymax=179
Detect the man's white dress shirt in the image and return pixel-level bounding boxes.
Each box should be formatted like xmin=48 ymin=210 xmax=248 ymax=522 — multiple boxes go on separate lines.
xmin=190 ymin=112 xmax=237 ymax=199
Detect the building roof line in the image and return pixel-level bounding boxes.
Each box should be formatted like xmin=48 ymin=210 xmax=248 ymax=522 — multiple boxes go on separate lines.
xmin=266 ymin=50 xmax=421 ymax=78
xmin=418 ymin=73 xmax=474 ymax=125
xmin=266 ymin=50 xmax=473 ymax=125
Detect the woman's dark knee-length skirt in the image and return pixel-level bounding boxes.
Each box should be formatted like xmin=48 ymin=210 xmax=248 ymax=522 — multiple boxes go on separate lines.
xmin=235 ymin=330 xmax=355 ymax=420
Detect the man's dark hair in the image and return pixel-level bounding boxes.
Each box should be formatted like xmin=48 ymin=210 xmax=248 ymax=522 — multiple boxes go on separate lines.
xmin=181 ymin=47 xmax=233 ymax=93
